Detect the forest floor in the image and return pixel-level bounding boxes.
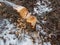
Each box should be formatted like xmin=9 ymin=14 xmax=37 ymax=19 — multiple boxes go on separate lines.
xmin=0 ymin=0 xmax=60 ymax=45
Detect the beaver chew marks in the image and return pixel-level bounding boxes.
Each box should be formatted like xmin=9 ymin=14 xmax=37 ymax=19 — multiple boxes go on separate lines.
xmin=26 ymin=16 xmax=37 ymax=28
xmin=19 ymin=7 xmax=29 ymax=19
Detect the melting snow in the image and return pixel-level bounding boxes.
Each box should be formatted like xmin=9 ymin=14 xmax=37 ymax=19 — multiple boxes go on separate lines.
xmin=34 ymin=0 xmax=52 ymax=16
xmin=0 ymin=39 xmax=4 ymax=45
xmin=0 ymin=19 xmax=51 ymax=45
xmin=36 ymin=24 xmax=42 ymax=31
xmin=43 ymin=42 xmax=51 ymax=45
xmin=0 ymin=19 xmax=34 ymax=45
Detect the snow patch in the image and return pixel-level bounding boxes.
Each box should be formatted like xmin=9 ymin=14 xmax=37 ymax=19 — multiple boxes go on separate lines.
xmin=34 ymin=0 xmax=52 ymax=16
xmin=0 ymin=19 xmax=33 ymax=45
xmin=43 ymin=42 xmax=51 ymax=45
